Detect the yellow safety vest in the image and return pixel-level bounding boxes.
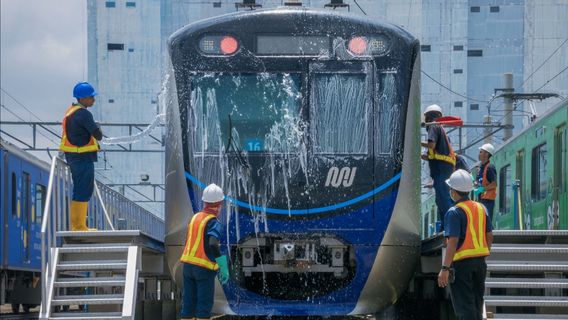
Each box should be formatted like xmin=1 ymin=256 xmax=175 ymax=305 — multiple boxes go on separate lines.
xmin=453 ymin=201 xmax=490 ymax=261
xmin=180 ymin=212 xmax=219 ymax=270
xmin=427 ymin=126 xmax=456 ymax=166
xmin=59 ymin=105 xmax=100 ymax=153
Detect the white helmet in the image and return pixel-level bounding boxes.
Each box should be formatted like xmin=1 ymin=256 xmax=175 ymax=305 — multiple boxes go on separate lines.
xmin=445 ymin=169 xmax=474 ymax=192
xmin=424 ymin=104 xmax=443 ymax=115
xmin=202 ymin=183 xmax=225 ymax=203
xmin=479 ymin=143 xmax=495 ymax=156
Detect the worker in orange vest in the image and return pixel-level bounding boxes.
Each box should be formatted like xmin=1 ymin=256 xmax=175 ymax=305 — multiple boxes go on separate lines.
xmin=438 ymin=169 xmax=493 ymax=320
xmin=59 ymin=82 xmax=102 ymax=231
xmin=474 ymin=143 xmax=497 ymax=222
xmin=180 ymin=184 xmax=229 ymax=320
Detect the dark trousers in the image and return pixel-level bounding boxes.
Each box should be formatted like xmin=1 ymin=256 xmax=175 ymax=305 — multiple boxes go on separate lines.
xmin=181 ymin=263 xmax=216 ymax=319
xmin=480 ymin=199 xmax=495 ymax=224
xmin=67 ymin=159 xmax=95 ymax=201
xmin=433 ymin=173 xmax=453 ymax=230
xmin=449 ymin=257 xmax=487 ymax=320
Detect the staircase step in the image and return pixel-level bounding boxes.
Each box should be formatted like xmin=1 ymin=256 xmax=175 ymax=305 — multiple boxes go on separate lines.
xmin=50 ymin=312 xmax=122 ymax=320
xmin=54 ymin=277 xmax=126 ymax=287
xmin=486 ymin=277 xmax=568 ymax=289
xmin=52 ymin=294 xmax=124 ymax=306
xmin=492 ymin=314 xmax=568 ymax=319
xmin=487 ymin=261 xmax=568 ymax=272
xmin=484 ymin=295 xmax=568 ymax=307
xmin=491 ymin=244 xmax=568 ymax=254
xmin=57 ymin=260 xmax=127 ymax=271
xmin=59 ymin=245 xmax=130 ymax=254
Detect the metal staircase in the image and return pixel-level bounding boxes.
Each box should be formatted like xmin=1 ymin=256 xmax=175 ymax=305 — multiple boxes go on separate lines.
xmin=39 ymin=156 xmax=165 ymax=320
xmin=43 ymin=232 xmax=141 ymax=320
xmin=485 ymin=230 xmax=568 ymax=319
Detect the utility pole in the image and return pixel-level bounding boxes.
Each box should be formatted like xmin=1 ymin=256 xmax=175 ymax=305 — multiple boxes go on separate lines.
xmin=503 ymin=73 xmax=514 ymax=141
xmin=483 ymin=115 xmax=493 ymax=144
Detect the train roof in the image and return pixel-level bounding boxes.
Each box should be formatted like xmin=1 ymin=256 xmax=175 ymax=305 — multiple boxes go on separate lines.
xmin=0 ymin=138 xmax=51 ymax=171
xmin=169 ymin=6 xmax=418 ymax=49
xmin=494 ymin=98 xmax=568 ymax=154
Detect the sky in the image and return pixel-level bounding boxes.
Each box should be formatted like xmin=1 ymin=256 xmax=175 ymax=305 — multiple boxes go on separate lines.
xmin=1 ymin=0 xmax=87 ymax=150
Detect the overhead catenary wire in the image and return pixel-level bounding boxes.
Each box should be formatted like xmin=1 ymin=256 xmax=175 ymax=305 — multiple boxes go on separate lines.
xmin=421 ymin=70 xmax=490 ymax=103
xmin=517 ymin=38 xmax=568 ymax=90
xmin=353 ymin=0 xmax=367 ymax=15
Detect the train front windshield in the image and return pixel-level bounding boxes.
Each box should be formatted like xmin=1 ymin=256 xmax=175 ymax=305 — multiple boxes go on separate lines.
xmin=189 ymin=72 xmax=373 ymax=155
xmin=190 ymin=73 xmax=302 ymax=154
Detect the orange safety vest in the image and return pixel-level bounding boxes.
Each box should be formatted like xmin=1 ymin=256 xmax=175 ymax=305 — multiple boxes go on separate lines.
xmin=427 ymin=126 xmax=456 ymax=166
xmin=481 ymin=162 xmax=497 ymax=200
xmin=453 ymin=200 xmax=490 ymax=262
xmin=59 ymin=105 xmax=100 ymax=153
xmin=180 ymin=212 xmax=219 ymax=270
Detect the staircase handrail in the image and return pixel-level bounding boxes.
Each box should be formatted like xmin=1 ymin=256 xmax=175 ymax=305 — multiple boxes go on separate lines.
xmin=40 ymin=155 xmax=59 ymax=318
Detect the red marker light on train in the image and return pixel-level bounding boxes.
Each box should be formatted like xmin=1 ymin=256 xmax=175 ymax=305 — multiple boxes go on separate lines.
xmin=220 ymin=36 xmax=239 ymax=55
xmin=348 ymin=37 xmax=367 ymax=55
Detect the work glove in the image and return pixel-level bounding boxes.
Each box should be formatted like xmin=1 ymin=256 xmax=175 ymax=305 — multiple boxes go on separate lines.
xmin=473 ymin=186 xmax=486 ymax=196
xmin=215 ymin=255 xmax=230 ymax=284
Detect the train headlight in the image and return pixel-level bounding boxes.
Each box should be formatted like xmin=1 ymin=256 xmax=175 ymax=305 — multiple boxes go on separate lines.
xmin=220 ymin=36 xmax=239 ymax=55
xmin=348 ymin=36 xmax=367 ymax=55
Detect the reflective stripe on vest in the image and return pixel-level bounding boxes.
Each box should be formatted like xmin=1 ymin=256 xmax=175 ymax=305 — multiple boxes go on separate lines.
xmin=180 ymin=212 xmax=219 ymax=270
xmin=59 ymin=105 xmax=100 ymax=153
xmin=481 ymin=163 xmax=497 ymax=200
xmin=453 ymin=201 xmax=490 ymax=261
xmin=427 ymin=127 xmax=456 ymax=166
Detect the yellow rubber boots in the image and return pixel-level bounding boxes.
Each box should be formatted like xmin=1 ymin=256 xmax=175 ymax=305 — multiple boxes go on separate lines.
xmin=70 ymin=201 xmax=96 ymax=231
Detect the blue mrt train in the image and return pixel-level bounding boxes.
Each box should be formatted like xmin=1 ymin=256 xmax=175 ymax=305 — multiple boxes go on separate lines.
xmin=1 ymin=139 xmax=48 ymax=312
xmin=165 ymin=8 xmax=421 ymax=316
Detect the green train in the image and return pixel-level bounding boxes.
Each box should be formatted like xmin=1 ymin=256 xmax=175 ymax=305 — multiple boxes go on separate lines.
xmin=491 ymin=98 xmax=567 ymax=230
xmin=422 ymin=98 xmax=568 ymax=237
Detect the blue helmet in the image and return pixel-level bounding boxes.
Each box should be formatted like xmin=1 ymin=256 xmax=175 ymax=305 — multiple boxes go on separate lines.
xmin=73 ymin=82 xmax=98 ymax=99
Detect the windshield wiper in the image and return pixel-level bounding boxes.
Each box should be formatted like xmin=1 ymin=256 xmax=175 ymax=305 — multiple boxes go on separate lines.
xmin=225 ymin=114 xmax=250 ymax=169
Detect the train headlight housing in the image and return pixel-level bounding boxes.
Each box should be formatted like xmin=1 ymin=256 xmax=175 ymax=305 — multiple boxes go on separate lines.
xmin=198 ymin=35 xmax=240 ymax=55
xmin=347 ymin=36 xmax=367 ymax=55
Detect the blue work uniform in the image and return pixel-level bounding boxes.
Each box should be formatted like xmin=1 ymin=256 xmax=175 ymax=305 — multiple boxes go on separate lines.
xmin=427 ymin=124 xmax=454 ymax=229
xmin=181 ymin=218 xmax=222 ymax=319
xmin=64 ymin=106 xmax=99 ymax=201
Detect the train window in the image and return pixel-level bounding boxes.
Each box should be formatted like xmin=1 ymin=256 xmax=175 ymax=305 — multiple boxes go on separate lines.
xmin=554 ymin=125 xmax=566 ymax=192
xmin=516 ymin=149 xmax=524 ymax=187
xmin=531 ymin=143 xmax=547 ymax=201
xmin=36 ymin=184 xmax=47 ymax=220
xmin=11 ymin=172 xmax=18 ymax=217
xmin=22 ymin=172 xmax=31 ymax=219
xmin=190 ymin=73 xmax=301 ymax=153
xmin=312 ymin=73 xmax=368 ymax=154
xmin=499 ymin=165 xmax=511 ymax=214
xmin=376 ymin=72 xmax=399 ymax=155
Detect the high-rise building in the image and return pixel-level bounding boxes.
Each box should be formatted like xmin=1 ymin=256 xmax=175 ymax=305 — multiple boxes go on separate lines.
xmin=88 ymin=0 xmax=568 ymax=215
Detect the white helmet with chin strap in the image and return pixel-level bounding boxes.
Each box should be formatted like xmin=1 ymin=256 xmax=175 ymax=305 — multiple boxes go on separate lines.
xmin=445 ymin=169 xmax=474 ymax=192
xmin=202 ymin=183 xmax=225 ymax=203
xmin=424 ymin=104 xmax=443 ymax=116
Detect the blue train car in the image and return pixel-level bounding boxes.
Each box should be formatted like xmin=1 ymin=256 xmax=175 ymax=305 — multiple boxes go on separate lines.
xmin=164 ymin=7 xmax=421 ymax=316
xmin=1 ymin=139 xmax=49 ymax=313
